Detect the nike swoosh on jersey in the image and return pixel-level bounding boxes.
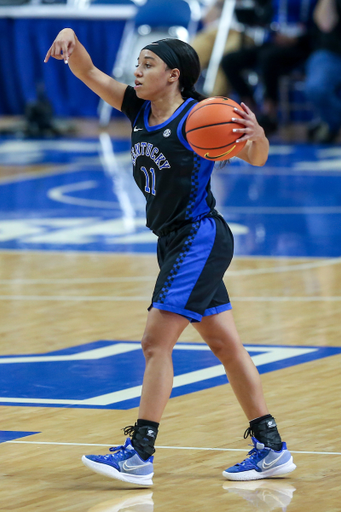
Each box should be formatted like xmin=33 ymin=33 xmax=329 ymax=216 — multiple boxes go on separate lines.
xmin=122 ymin=460 xmax=151 ymax=472
xmin=133 ymin=126 xmax=143 ymax=132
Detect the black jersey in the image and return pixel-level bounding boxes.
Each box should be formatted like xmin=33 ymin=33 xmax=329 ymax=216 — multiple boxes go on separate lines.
xmin=121 ymin=86 xmax=217 ymax=237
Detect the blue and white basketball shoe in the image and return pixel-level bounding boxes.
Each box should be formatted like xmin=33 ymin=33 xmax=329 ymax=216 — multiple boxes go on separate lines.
xmin=82 ymin=438 xmax=154 ymax=486
xmin=223 ymin=437 xmax=296 ymax=481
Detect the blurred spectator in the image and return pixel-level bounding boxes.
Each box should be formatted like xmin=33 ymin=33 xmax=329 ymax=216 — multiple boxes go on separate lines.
xmin=220 ymin=0 xmax=319 ymax=135
xmin=191 ymin=0 xmax=268 ymax=96
xmin=24 ymin=83 xmax=58 ymax=138
xmin=305 ymin=0 xmax=341 ymax=143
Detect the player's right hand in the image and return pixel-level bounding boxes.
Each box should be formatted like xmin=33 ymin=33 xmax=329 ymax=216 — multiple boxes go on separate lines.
xmin=44 ymin=28 xmax=77 ymax=64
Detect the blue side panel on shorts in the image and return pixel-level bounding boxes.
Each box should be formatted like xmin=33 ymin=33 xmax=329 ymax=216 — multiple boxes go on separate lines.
xmin=154 ymin=217 xmax=217 ymax=321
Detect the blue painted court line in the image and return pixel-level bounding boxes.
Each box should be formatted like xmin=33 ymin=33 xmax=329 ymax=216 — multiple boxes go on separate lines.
xmin=0 ymin=431 xmax=40 ymax=443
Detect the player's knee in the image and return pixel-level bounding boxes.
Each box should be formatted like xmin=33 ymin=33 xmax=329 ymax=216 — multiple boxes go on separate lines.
xmin=141 ymin=332 xmax=170 ymax=360
xmin=141 ymin=333 xmax=157 ymax=358
xmin=207 ymin=337 xmax=228 ymax=358
xmin=207 ymin=337 xmax=244 ymax=365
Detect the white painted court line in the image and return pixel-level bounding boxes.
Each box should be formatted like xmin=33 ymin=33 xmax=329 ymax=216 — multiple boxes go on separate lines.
xmin=1 ymin=256 xmax=341 ymax=284
xmin=0 ymin=342 xmax=142 ymax=364
xmin=0 ymin=277 xmax=155 ymax=284
xmin=223 ymin=206 xmax=341 ymax=214
xmin=47 ymin=180 xmax=120 ymax=209
xmin=228 ymin=257 xmax=341 ymax=275
xmin=4 ymin=440 xmax=341 ymax=456
xmin=245 ymin=296 xmax=339 ymax=302
xmin=1 ymin=295 xmax=341 ymax=302
xmin=0 ymin=295 xmax=150 ymax=301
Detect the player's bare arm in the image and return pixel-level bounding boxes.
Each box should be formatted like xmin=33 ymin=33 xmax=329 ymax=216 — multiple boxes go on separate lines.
xmin=44 ymin=28 xmax=127 ymax=112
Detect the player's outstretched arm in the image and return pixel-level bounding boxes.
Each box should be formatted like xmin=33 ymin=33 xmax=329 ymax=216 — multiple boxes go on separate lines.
xmin=232 ymin=103 xmax=269 ymax=167
xmin=44 ymin=28 xmax=128 ymax=112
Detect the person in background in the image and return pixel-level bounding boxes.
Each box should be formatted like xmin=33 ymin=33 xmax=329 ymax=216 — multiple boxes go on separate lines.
xmin=191 ymin=0 xmax=256 ymax=96
xmin=220 ymin=0 xmax=319 ymax=136
xmin=305 ymin=0 xmax=341 ymax=143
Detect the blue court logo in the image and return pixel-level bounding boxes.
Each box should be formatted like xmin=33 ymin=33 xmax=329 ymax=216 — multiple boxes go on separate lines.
xmin=1 ymin=340 xmax=340 ymax=410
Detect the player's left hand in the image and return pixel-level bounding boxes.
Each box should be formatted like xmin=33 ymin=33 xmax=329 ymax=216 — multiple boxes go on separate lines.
xmin=231 ymin=102 xmax=266 ymax=143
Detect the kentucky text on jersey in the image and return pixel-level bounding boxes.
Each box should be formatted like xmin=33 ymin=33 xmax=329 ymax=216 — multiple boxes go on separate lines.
xmin=131 ymin=142 xmax=171 ymax=170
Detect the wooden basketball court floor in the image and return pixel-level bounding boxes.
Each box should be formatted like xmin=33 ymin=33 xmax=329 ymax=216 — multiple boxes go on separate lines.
xmin=0 ymin=128 xmax=341 ymax=512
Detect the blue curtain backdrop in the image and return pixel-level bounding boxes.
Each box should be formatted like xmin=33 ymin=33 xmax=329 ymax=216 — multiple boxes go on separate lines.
xmin=0 ymin=18 xmax=125 ymax=117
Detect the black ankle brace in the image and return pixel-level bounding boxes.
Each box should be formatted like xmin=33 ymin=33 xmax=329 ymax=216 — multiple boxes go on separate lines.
xmin=123 ymin=421 xmax=159 ymax=460
xmin=245 ymin=414 xmax=282 ymax=451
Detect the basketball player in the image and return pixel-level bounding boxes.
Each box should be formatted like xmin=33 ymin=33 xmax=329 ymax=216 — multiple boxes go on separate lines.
xmin=44 ymin=31 xmax=296 ymax=485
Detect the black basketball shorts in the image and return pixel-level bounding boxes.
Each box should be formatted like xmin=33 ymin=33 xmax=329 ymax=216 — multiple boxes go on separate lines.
xmin=150 ymin=212 xmax=234 ymax=322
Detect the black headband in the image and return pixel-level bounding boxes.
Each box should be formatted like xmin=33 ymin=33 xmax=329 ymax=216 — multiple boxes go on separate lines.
xmin=142 ymin=39 xmax=182 ymax=71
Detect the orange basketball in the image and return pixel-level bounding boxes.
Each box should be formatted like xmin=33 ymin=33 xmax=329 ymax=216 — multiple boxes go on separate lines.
xmin=185 ymin=97 xmax=247 ymax=161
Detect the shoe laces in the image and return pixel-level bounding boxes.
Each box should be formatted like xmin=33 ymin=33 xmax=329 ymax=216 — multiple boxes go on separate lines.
xmin=236 ymin=445 xmax=264 ymax=468
xmin=122 ymin=424 xmax=137 ymax=437
xmin=107 ymin=444 xmax=130 ymax=462
xmin=243 ymin=426 xmax=254 ymax=439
